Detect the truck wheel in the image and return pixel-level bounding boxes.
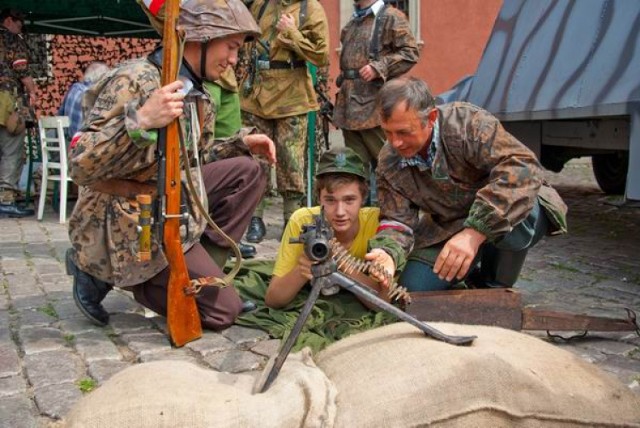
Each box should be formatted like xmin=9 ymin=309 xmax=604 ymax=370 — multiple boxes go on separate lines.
xmin=592 ymin=152 xmax=628 ymax=194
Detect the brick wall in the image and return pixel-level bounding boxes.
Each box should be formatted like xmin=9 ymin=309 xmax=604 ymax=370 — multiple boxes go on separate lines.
xmin=26 ymin=34 xmax=158 ymax=116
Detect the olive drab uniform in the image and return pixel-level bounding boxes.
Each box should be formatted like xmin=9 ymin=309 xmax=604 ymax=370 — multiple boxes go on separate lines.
xmin=0 ymin=25 xmax=30 ymax=203
xmin=239 ymin=0 xmax=329 ymax=222
xmin=369 ymin=102 xmax=568 ymax=281
xmin=332 ymin=1 xmax=419 ymax=175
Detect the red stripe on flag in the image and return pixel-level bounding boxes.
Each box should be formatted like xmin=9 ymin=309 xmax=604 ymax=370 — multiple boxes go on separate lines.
xmin=148 ymin=0 xmax=165 ymax=16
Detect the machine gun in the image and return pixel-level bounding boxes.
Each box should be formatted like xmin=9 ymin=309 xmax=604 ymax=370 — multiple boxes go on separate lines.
xmin=256 ymin=211 xmax=476 ymax=392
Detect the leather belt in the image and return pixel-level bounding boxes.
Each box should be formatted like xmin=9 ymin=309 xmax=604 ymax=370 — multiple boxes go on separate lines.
xmin=88 ymin=179 xmax=156 ymax=199
xmin=256 ymin=60 xmax=307 ymax=70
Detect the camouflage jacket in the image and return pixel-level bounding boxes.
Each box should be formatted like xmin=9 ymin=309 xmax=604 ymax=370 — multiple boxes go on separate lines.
xmin=0 ymin=27 xmax=29 ymax=126
xmin=239 ymin=0 xmax=329 ymax=119
xmin=369 ymin=102 xmax=568 ymax=268
xmin=68 ymin=52 xmax=251 ymax=287
xmin=332 ymin=3 xmax=419 ymax=131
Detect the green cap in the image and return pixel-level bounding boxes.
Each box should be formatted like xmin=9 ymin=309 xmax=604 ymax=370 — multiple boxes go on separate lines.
xmin=316 ymin=147 xmax=367 ymax=179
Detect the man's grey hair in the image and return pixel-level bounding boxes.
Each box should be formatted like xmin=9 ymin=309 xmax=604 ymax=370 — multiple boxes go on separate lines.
xmin=83 ymin=62 xmax=109 ymax=83
xmin=377 ymin=77 xmax=436 ymax=126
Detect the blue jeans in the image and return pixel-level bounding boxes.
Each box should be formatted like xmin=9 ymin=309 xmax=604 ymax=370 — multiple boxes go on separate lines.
xmin=400 ymin=200 xmax=550 ymax=292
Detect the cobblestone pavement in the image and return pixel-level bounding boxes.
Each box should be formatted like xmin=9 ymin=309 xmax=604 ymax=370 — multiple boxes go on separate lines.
xmin=0 ymin=158 xmax=638 ymax=427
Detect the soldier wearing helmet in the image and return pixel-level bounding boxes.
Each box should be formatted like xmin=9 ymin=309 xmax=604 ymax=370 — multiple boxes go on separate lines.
xmin=66 ymin=0 xmax=276 ymax=331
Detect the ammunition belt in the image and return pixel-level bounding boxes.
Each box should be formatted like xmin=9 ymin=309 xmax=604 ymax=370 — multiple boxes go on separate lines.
xmin=256 ymin=60 xmax=307 ymax=70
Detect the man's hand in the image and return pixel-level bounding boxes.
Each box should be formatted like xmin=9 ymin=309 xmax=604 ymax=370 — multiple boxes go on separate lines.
xmin=434 ymin=228 xmax=486 ymax=282
xmin=276 ymin=13 xmax=296 ymax=33
xmin=137 ymin=80 xmax=185 ymax=130
xmin=359 ymin=64 xmax=380 ymax=82
xmin=364 ymin=248 xmax=395 ymax=288
xmin=243 ymin=134 xmax=277 ymax=164
xmin=296 ymin=254 xmax=313 ymax=281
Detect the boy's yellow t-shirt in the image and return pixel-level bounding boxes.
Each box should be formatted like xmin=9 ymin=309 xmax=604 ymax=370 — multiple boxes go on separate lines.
xmin=272 ymin=206 xmax=380 ymax=278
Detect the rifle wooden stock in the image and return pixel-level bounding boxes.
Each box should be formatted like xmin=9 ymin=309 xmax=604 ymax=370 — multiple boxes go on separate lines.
xmin=162 ymin=0 xmax=202 ymax=347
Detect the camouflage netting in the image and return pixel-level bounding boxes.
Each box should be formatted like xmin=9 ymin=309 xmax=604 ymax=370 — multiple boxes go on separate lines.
xmin=63 ymin=323 xmax=640 ymax=427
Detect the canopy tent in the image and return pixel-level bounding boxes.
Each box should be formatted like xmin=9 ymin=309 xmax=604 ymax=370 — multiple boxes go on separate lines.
xmin=2 ymin=0 xmax=157 ymax=38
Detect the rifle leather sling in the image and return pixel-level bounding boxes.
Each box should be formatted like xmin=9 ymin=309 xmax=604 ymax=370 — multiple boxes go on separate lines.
xmin=88 ymin=179 xmax=156 ymax=199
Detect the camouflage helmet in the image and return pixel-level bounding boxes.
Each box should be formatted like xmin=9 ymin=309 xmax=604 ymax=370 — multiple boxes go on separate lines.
xmin=316 ymin=147 xmax=367 ymax=179
xmin=138 ymin=0 xmax=260 ymax=42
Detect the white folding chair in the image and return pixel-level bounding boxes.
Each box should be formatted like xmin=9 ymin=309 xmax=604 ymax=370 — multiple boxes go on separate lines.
xmin=37 ymin=116 xmax=73 ymax=224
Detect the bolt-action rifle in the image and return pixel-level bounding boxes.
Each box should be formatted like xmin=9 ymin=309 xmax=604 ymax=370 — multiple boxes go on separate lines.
xmin=314 ymin=83 xmax=333 ymax=151
xmin=156 ymin=0 xmax=202 ymax=347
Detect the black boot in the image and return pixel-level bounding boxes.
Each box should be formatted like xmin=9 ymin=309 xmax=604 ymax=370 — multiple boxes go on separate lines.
xmin=245 ymin=216 xmax=266 ymax=243
xmin=0 ymin=202 xmax=34 ymax=218
xmin=239 ymin=242 xmax=257 ymax=259
xmin=65 ymin=249 xmax=113 ymax=326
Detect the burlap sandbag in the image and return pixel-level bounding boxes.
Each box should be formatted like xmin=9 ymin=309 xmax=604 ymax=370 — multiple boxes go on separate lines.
xmin=316 ymin=322 xmax=640 ymax=427
xmin=64 ymin=349 xmax=337 ymax=428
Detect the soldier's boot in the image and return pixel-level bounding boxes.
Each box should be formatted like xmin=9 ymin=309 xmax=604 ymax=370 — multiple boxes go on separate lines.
xmin=245 ymin=216 xmax=266 ymax=243
xmin=0 ymin=188 xmax=34 ymax=218
xmin=479 ymin=246 xmax=529 ymax=288
xmin=65 ymin=249 xmax=112 ymax=326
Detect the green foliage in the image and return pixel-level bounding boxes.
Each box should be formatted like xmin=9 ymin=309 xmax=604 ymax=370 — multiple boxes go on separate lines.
xmin=37 ymin=303 xmax=58 ymax=318
xmin=77 ymin=378 xmax=98 ymax=393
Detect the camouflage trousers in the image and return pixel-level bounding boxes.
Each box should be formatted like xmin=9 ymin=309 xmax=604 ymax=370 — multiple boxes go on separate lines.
xmin=0 ymin=125 xmax=27 ymax=203
xmin=242 ymin=112 xmax=307 ymax=199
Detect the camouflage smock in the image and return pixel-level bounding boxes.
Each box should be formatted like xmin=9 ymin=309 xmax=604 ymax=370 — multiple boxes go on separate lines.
xmin=239 ymin=0 xmax=329 ymax=119
xmin=0 ymin=26 xmax=29 ymax=126
xmin=332 ymin=4 xmax=419 ymax=131
xmin=369 ymin=102 xmax=568 ymax=268
xmin=68 ymin=56 xmax=251 ymax=287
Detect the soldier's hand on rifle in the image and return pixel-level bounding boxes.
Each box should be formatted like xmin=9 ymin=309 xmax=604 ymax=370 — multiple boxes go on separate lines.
xmin=137 ymin=80 xmax=185 ymax=130
xmin=359 ymin=64 xmax=380 ymax=82
xmin=276 ymin=13 xmax=296 ymax=33
xmin=364 ymin=248 xmax=395 ymax=288
xmin=243 ymin=134 xmax=277 ymax=164
xmin=434 ymin=227 xmax=486 ymax=282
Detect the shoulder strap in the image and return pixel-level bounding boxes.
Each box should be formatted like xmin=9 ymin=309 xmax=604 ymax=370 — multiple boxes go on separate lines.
xmin=258 ymin=0 xmax=308 ymax=27
xmin=368 ymin=3 xmax=389 ymax=61
xmin=299 ymin=0 xmax=308 ymax=26
xmin=257 ymin=0 xmax=270 ymax=22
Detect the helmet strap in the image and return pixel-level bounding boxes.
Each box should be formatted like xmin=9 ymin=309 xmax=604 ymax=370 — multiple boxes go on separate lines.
xmin=200 ymin=41 xmax=209 ymax=79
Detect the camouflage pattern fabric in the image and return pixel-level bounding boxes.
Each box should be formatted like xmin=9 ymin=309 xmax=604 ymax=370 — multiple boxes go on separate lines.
xmin=0 ymin=26 xmax=29 ymax=126
xmin=369 ymin=102 xmax=568 ymax=269
xmin=68 ymin=56 xmax=251 ymax=287
xmin=239 ymin=0 xmax=329 ymax=119
xmin=332 ymin=5 xmax=419 ymax=131
xmin=242 ymin=110 xmax=307 ymax=196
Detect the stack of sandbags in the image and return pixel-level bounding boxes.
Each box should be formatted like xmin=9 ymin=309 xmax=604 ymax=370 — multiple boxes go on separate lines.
xmin=64 ymin=323 xmax=640 ymax=427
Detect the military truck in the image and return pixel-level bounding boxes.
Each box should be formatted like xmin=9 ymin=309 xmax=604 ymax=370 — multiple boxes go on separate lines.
xmin=438 ymin=0 xmax=640 ymax=202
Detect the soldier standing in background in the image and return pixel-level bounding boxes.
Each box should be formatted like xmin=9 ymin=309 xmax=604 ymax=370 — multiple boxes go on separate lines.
xmin=332 ymin=0 xmax=419 ymax=203
xmin=0 ymin=8 xmax=36 ymax=218
xmin=240 ymin=0 xmax=329 ymax=243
